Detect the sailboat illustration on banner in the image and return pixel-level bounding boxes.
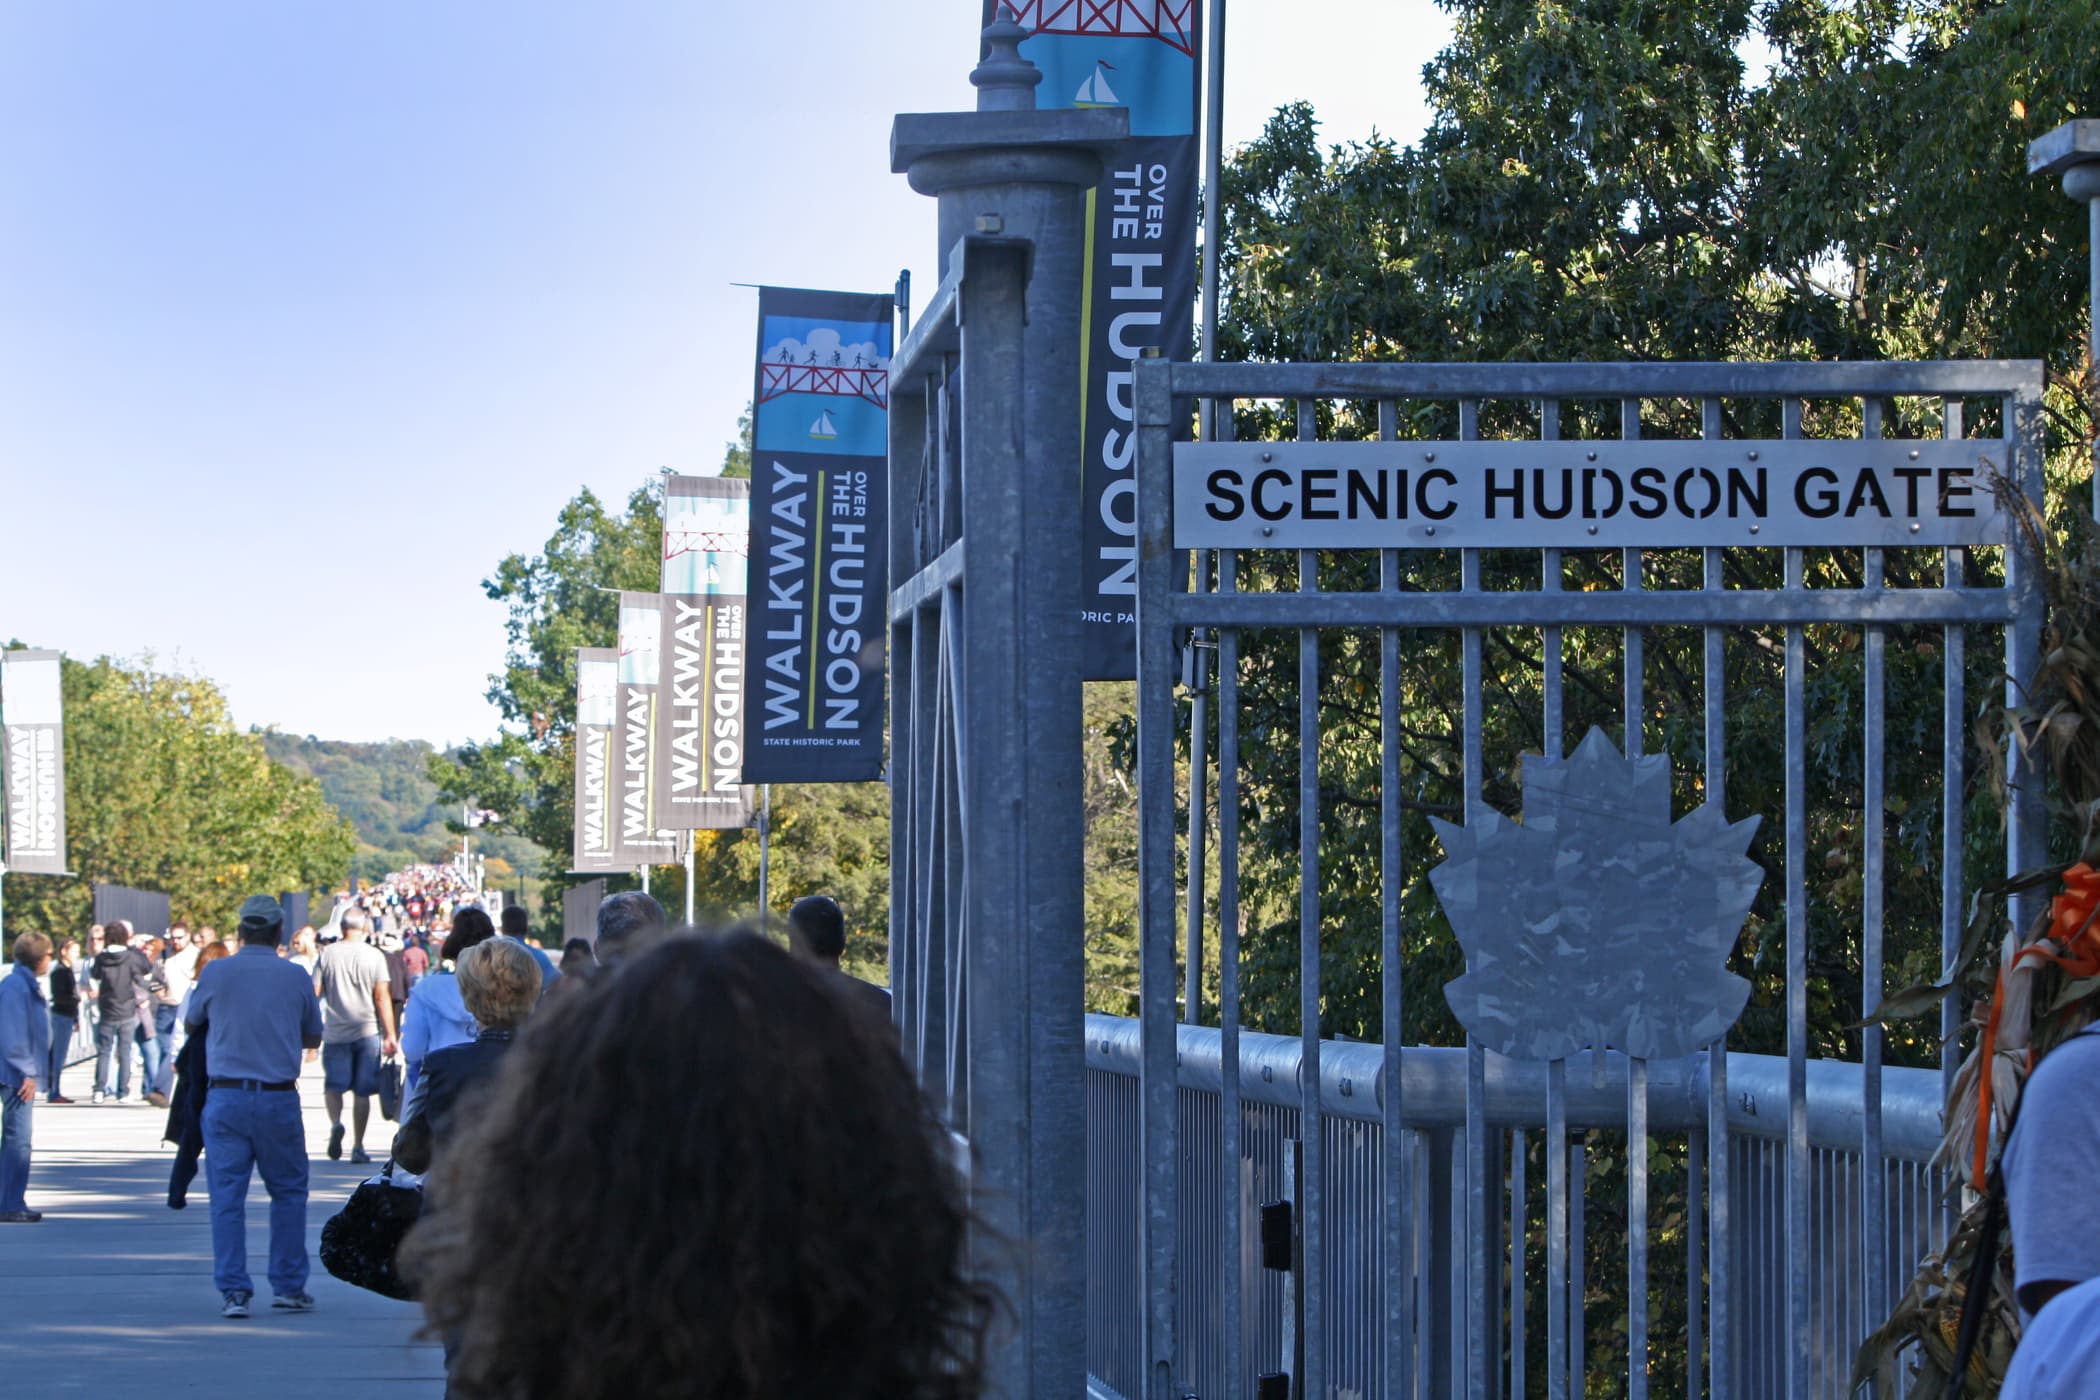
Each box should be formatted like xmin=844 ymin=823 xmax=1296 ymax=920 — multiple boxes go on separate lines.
xmin=1075 ymin=60 xmax=1120 ymax=107
xmin=809 ymin=410 xmax=839 ymax=441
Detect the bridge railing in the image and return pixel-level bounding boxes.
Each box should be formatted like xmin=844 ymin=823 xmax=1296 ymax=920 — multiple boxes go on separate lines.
xmin=1083 ymin=1013 xmax=1950 ymax=1399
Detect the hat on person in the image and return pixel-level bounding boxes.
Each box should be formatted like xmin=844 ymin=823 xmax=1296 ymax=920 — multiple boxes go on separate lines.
xmin=238 ymin=894 xmax=285 ymax=936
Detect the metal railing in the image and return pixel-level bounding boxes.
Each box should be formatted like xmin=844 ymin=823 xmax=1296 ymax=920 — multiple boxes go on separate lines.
xmin=1085 ymin=1015 xmax=1951 ymax=1399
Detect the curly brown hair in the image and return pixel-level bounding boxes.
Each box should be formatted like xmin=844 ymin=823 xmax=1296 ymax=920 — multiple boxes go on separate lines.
xmin=401 ymin=928 xmax=993 ymax=1400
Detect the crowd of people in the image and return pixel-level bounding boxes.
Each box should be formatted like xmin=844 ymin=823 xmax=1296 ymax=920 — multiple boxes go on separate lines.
xmin=0 ymin=870 xmax=956 ymax=1398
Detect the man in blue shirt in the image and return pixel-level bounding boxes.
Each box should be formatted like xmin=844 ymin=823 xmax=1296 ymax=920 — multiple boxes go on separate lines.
xmin=0 ymin=931 xmax=54 ymax=1223
xmin=185 ymin=895 xmax=324 ymax=1318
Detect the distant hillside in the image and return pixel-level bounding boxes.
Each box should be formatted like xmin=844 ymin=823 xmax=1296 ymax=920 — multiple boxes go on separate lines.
xmin=260 ymin=734 xmax=545 ymax=884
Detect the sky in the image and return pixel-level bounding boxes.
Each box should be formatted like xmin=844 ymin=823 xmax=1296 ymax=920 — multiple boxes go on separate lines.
xmin=0 ymin=1 xmax=1452 ymax=745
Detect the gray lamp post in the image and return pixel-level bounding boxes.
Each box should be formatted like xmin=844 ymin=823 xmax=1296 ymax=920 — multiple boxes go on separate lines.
xmin=2030 ymin=118 xmax=2100 ymax=511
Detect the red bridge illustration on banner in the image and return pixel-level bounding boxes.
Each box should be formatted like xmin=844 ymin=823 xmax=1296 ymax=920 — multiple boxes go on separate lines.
xmin=757 ymin=362 xmax=889 ymax=410
xmin=1005 ymin=0 xmax=1197 ymax=56
xmin=663 ymin=532 xmax=752 ymax=563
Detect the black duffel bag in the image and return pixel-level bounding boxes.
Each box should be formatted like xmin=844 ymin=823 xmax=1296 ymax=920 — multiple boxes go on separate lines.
xmin=319 ymin=1162 xmax=423 ymax=1301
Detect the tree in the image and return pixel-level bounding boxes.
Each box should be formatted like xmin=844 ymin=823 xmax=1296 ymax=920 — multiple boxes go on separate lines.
xmin=2 ymin=654 xmax=356 ymax=935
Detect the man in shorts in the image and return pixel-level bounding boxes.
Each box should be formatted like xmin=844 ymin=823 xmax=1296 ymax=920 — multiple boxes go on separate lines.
xmin=311 ymin=908 xmax=396 ymax=1164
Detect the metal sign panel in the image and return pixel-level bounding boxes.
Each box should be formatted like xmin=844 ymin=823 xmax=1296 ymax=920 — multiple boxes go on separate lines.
xmin=1172 ymin=438 xmax=2009 ymax=549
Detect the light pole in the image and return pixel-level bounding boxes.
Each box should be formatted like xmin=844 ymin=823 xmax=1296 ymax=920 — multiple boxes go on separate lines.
xmin=2030 ymin=119 xmax=2100 ymax=515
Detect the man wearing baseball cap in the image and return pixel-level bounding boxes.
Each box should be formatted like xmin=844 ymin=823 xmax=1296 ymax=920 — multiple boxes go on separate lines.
xmin=183 ymin=894 xmax=324 ymax=1319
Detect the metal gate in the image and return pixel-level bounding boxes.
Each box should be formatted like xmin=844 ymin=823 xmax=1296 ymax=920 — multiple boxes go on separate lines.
xmin=1125 ymin=360 xmax=2049 ymax=1398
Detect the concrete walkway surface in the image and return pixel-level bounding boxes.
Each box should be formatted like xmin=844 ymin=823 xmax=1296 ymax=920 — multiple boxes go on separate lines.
xmin=0 ymin=1049 xmax=442 ymax=1397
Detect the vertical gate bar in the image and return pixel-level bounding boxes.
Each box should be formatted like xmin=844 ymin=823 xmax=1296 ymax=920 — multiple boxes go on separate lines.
xmin=1378 ymin=396 xmax=1412 ymax=1399
xmin=1136 ymin=359 xmax=1185 ymax=1400
xmin=1688 ymin=1125 xmax=1705 ymax=1398
xmin=1547 ymin=1061 xmax=1568 ymax=1400
xmin=1782 ymin=395 xmax=1810 ymax=1400
xmin=1861 ymin=397 xmax=1889 ymax=1345
xmin=1570 ymin=1135 xmax=1586 ymax=1398
xmin=1510 ymin=1129 xmax=1528 ymax=1399
xmin=1218 ymin=401 xmax=1247 ymax=1400
xmin=1297 ymin=397 xmax=1328 ymax=1400
xmin=1539 ymin=396 xmax=1569 ymax=1400
xmin=1939 ymin=397 xmax=1966 ymax=1241
xmin=1186 ymin=545 xmax=1211 ymax=1026
xmin=1221 ymin=561 xmax=1246 ymax=1400
xmin=2005 ymin=374 xmax=2050 ymax=1055
xmin=1621 ymin=397 xmax=1645 ymax=758
xmin=1458 ymin=396 xmax=1488 ymax=1400
xmin=1629 ymin=1058 xmax=1649 ymax=1400
xmin=1700 ymin=395 xmax=1730 ymax=1400
xmin=888 ymin=373 xmax=923 ymax=1069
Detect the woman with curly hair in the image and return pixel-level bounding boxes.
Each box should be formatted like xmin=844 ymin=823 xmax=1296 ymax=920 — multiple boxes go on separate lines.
xmin=401 ymin=928 xmax=993 ymax=1400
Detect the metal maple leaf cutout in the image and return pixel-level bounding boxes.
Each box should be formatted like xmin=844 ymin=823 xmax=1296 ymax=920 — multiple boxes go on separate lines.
xmin=1429 ymin=727 xmax=1763 ymax=1063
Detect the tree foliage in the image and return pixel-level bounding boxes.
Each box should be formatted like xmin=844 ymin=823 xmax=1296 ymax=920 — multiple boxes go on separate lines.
xmin=2 ymin=654 xmax=356 ymax=935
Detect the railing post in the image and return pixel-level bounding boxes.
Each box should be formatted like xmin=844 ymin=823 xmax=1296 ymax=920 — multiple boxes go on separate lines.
xmin=889 ymin=11 xmax=1127 ymax=1397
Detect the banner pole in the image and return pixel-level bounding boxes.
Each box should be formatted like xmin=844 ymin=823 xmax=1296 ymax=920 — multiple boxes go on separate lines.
xmin=641 ymin=865 xmax=650 ymax=897
xmin=758 ymin=785 xmax=772 ymax=934
xmin=684 ymin=830 xmax=696 ymax=926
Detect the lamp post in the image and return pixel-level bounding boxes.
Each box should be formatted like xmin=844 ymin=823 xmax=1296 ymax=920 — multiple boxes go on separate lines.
xmin=2030 ymin=118 xmax=2100 ymax=515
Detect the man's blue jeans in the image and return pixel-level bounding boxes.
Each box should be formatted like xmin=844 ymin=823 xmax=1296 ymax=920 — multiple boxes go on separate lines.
xmin=0 ymin=1087 xmax=32 ymax=1214
xmin=135 ymin=1018 xmax=162 ymax=1095
xmin=151 ymin=1004 xmax=179 ymax=1097
xmin=202 ymin=1089 xmax=308 ymax=1295
xmin=94 ymin=1018 xmax=135 ymax=1098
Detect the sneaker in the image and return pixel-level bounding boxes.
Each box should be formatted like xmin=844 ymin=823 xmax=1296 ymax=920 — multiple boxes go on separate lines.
xmin=221 ymin=1291 xmax=251 ymax=1319
xmin=91 ymin=1091 xmax=106 ymax=1105
xmin=47 ymin=1094 xmax=74 ymax=1105
xmin=271 ymin=1291 xmax=315 ymax=1312
xmin=349 ymin=1146 xmax=372 ymax=1165
xmin=327 ymin=1124 xmax=344 ymax=1160
xmin=0 ymin=1210 xmax=43 ymax=1223
xmin=146 ymin=1090 xmax=168 ymax=1108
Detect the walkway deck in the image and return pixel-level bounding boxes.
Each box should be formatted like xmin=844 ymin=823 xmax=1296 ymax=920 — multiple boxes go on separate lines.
xmin=0 ymin=1050 xmax=442 ymax=1397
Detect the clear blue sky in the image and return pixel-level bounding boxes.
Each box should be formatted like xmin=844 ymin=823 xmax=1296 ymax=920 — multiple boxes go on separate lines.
xmin=0 ymin=1 xmax=1449 ymax=745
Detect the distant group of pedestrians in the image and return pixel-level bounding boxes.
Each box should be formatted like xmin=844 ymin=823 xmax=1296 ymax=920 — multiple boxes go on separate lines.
xmin=1 ymin=875 xmax=980 ymax=1399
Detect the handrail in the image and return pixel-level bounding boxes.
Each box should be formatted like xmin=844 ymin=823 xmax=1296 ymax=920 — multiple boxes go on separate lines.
xmin=1083 ymin=1014 xmax=1945 ymax=1162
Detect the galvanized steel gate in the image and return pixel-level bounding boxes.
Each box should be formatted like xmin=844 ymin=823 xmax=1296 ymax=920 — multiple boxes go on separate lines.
xmin=1122 ymin=360 xmax=2049 ymax=1398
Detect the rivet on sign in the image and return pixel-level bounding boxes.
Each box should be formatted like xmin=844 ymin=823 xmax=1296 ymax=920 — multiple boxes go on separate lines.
xmin=1424 ymin=451 xmax=1436 ymax=463
xmin=1748 ymin=450 xmax=1759 ymax=461
xmin=1910 ymin=522 xmax=1922 ymax=533
xmin=1425 ymin=526 xmax=1438 ymax=537
xmin=1586 ymin=451 xmax=1598 ymax=462
xmin=1340 ymin=1077 xmax=1353 ymax=1097
xmin=1749 ymin=524 xmax=1761 ymax=535
xmin=1261 ymin=526 xmax=1275 ymax=538
xmin=1261 ymin=451 xmax=1273 ymax=463
xmin=1587 ymin=525 xmax=1599 ymax=536
xmin=1909 ymin=449 xmax=1921 ymax=461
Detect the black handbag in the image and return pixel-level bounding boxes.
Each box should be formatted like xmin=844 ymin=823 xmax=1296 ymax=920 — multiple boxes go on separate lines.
xmin=319 ymin=1163 xmax=423 ymax=1301
xmin=376 ymin=1056 xmax=404 ymax=1122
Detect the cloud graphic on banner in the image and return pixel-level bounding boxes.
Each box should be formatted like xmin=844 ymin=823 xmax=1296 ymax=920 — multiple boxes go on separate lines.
xmin=1429 ymin=727 xmax=1762 ymax=1063
xmin=764 ymin=327 xmax=887 ymax=370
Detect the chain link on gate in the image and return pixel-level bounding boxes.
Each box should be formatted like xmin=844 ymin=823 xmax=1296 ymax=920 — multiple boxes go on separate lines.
xmin=1117 ymin=360 xmax=2047 ymax=1400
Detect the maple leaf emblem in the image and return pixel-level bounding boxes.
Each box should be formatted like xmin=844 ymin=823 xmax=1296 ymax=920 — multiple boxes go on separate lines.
xmin=1428 ymin=727 xmax=1762 ymax=1063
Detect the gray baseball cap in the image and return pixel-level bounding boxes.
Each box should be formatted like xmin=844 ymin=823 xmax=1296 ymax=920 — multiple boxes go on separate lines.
xmin=237 ymin=894 xmax=285 ymax=933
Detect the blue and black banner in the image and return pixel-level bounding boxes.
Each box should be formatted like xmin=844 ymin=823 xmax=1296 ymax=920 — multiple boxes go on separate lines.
xmin=990 ymin=1 xmax=1201 ymax=679
xmin=742 ymin=286 xmax=894 ymax=782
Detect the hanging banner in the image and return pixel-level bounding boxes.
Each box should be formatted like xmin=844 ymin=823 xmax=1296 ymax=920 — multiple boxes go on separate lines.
xmin=993 ymin=0 xmax=1201 ymax=679
xmin=612 ymin=592 xmax=680 ymax=866
xmin=656 ymin=476 xmax=758 ymax=830
xmin=743 ymin=286 xmax=894 ymax=783
xmin=571 ymin=647 xmax=622 ymax=873
xmin=2 ymin=649 xmax=67 ymax=876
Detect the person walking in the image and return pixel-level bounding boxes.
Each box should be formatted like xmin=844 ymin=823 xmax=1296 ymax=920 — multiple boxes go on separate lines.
xmin=400 ymin=908 xmax=497 ymax=1096
xmin=496 ymin=905 xmax=561 ymax=992
xmin=45 ymin=938 xmax=80 ymax=1104
xmin=149 ymin=923 xmax=198 ymax=1102
xmin=184 ymin=896 xmax=323 ymax=1317
xmin=313 ymin=908 xmax=397 ymax=1165
xmin=89 ymin=920 xmax=159 ymax=1104
xmin=785 ymin=895 xmax=894 ymax=1029
xmin=164 ymin=938 xmax=233 ymax=1210
xmin=0 ymin=933 xmax=55 ymax=1222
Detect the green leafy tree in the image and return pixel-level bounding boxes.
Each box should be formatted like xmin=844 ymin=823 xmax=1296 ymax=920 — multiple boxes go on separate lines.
xmin=2 ymin=655 xmax=356 ymax=935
